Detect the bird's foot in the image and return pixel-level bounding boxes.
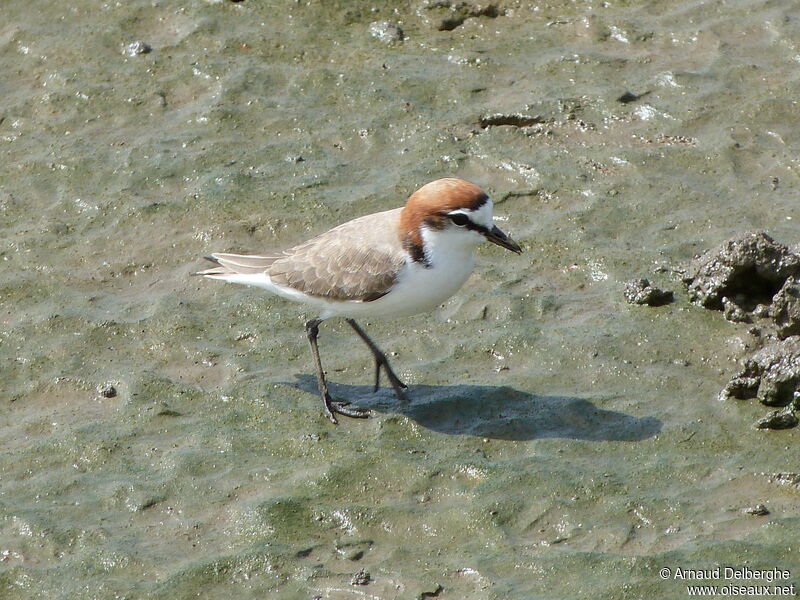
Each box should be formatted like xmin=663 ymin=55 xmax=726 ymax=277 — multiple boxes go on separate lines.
xmin=323 ymin=396 xmax=371 ymax=424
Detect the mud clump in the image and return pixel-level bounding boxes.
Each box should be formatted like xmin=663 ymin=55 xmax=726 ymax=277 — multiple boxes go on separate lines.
xmin=623 ymin=278 xmax=673 ymax=306
xmin=770 ymin=277 xmax=800 ymax=339
xmin=756 ymin=408 xmax=798 ymax=430
xmin=720 ymin=336 xmax=800 ymax=429
xmin=690 ymin=234 xmax=800 ymax=431
xmin=720 ymin=336 xmax=800 ymax=406
xmin=683 ymin=232 xmax=800 ymax=323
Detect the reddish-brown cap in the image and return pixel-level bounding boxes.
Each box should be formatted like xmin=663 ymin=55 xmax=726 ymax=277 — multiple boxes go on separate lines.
xmin=399 ymin=178 xmax=488 ymax=247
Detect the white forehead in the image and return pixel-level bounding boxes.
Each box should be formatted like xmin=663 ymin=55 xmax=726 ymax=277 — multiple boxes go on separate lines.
xmin=449 ymin=197 xmax=494 ymax=228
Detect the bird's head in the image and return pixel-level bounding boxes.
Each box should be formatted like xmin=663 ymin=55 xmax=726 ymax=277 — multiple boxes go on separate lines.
xmin=399 ymin=178 xmax=522 ymax=263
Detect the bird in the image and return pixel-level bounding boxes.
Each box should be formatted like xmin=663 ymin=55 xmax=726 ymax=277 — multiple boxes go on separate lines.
xmin=199 ymin=177 xmax=522 ymax=424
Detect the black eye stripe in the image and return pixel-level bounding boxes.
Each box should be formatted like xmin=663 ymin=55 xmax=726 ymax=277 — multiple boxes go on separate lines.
xmin=446 ymin=212 xmax=489 ymax=235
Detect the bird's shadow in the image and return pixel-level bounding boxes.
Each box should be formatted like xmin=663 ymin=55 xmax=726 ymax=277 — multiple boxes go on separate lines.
xmin=283 ymin=374 xmax=661 ymax=442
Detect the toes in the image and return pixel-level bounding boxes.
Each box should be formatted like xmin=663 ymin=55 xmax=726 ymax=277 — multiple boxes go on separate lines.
xmin=331 ymin=402 xmax=371 ymax=419
xmin=323 ymin=406 xmax=339 ymax=425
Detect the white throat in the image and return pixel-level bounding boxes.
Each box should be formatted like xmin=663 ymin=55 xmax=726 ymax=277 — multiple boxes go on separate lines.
xmin=419 ymin=196 xmax=494 ymax=268
xmin=420 ymin=226 xmax=482 ymax=268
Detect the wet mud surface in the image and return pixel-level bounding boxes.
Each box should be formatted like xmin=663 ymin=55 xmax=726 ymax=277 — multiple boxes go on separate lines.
xmin=2 ymin=0 xmax=800 ymax=598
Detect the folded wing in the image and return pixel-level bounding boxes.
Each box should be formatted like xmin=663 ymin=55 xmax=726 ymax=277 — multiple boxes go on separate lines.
xmin=200 ymin=208 xmax=407 ymax=303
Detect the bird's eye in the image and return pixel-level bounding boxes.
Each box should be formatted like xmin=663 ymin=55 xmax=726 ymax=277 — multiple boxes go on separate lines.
xmin=450 ymin=213 xmax=469 ymax=227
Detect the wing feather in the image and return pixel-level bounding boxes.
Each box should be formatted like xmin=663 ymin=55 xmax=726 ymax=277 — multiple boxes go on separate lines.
xmin=268 ymin=209 xmax=406 ymax=302
xmin=197 ymin=253 xmax=279 ymax=275
xmin=200 ymin=209 xmax=407 ymax=302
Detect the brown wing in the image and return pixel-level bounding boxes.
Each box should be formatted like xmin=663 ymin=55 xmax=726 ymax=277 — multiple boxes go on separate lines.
xmin=266 ymin=208 xmax=406 ymax=302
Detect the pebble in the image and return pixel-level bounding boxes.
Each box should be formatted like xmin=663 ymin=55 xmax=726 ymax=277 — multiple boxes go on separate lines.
xmin=97 ymin=382 xmax=117 ymax=398
xmin=350 ymin=568 xmax=371 ymax=585
xmin=743 ymin=504 xmax=769 ymax=516
xmin=369 ymin=21 xmax=404 ymax=44
xmin=125 ymin=41 xmax=152 ymax=57
xmin=623 ymin=278 xmax=673 ymax=306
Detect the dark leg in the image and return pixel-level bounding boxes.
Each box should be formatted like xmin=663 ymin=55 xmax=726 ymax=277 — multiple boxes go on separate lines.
xmin=305 ymin=318 xmax=370 ymax=424
xmin=346 ymin=319 xmax=408 ymax=403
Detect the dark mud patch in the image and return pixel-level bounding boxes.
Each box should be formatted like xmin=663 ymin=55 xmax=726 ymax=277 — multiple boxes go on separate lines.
xmin=418 ymin=1 xmax=501 ymax=31
xmin=617 ymin=90 xmax=650 ymax=104
xmin=478 ymin=113 xmax=547 ymax=129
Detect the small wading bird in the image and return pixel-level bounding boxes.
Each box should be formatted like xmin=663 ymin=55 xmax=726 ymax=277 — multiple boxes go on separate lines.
xmin=200 ymin=178 xmax=522 ymax=423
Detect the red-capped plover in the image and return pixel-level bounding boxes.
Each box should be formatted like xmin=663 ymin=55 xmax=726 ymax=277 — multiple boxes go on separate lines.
xmin=200 ymin=178 xmax=522 ymax=423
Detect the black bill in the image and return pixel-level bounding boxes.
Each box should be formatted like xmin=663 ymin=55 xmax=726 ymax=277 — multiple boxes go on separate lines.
xmin=484 ymin=225 xmax=522 ymax=254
